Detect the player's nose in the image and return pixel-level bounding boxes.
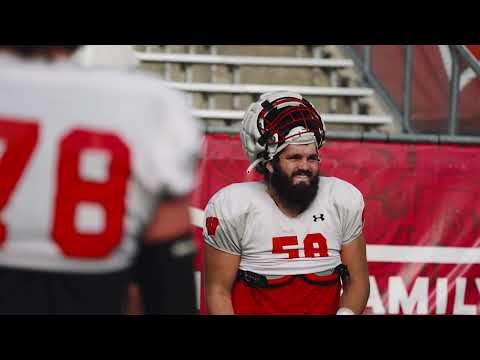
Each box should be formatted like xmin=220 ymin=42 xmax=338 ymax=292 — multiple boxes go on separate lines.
xmin=297 ymin=157 xmax=310 ymax=170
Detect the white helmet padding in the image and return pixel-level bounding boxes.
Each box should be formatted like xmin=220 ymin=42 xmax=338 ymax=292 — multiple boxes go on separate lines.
xmin=240 ymin=91 xmax=326 ymax=174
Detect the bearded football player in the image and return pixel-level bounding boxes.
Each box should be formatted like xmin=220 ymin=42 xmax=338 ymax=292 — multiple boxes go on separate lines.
xmin=203 ymin=91 xmax=370 ymax=315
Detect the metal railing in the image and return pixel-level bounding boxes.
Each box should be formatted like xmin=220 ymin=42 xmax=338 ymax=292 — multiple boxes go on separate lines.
xmin=167 ymin=82 xmax=374 ymax=97
xmin=136 ymin=52 xmax=354 ymax=68
xmin=204 ymin=126 xmax=480 ymax=145
xmin=192 ymin=109 xmax=392 ymax=125
xmin=341 ymin=45 xmax=480 ymax=136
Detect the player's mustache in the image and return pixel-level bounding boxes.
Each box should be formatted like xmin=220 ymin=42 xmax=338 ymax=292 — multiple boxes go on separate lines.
xmin=292 ymin=170 xmax=312 ymax=177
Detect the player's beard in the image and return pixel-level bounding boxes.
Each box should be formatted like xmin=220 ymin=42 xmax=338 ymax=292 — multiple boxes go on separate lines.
xmin=269 ymin=161 xmax=319 ymax=214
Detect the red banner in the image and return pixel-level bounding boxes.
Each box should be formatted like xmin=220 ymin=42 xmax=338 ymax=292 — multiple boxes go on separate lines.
xmin=191 ymin=134 xmax=480 ymax=314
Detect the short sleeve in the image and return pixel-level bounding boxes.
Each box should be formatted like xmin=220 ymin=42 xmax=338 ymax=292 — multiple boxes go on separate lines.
xmin=203 ymin=192 xmax=242 ymax=256
xmin=139 ymin=86 xmax=203 ymax=197
xmin=340 ymin=183 xmax=365 ymax=245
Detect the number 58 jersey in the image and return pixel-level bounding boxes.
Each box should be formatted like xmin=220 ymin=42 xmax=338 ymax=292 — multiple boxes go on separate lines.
xmin=204 ymin=178 xmax=364 ymax=275
xmin=0 ymin=54 xmax=201 ymax=273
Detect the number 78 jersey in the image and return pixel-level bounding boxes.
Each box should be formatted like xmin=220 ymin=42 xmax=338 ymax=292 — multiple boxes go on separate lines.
xmin=203 ymin=178 xmax=365 ymax=275
xmin=0 ymin=54 xmax=200 ymax=273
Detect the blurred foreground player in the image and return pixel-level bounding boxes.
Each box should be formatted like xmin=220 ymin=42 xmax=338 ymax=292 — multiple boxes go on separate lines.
xmin=204 ymin=91 xmax=369 ymax=315
xmin=0 ymin=45 xmax=200 ymax=314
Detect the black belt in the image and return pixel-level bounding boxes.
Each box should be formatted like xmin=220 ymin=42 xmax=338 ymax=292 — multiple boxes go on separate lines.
xmin=236 ymin=264 xmax=350 ymax=289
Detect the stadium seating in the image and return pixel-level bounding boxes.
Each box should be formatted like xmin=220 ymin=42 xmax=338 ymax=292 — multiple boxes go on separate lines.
xmin=134 ymin=45 xmax=396 ymax=133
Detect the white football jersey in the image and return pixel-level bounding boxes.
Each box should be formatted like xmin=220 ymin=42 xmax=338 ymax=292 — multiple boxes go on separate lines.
xmin=0 ymin=53 xmax=201 ymax=273
xmin=203 ymin=177 xmax=364 ymax=275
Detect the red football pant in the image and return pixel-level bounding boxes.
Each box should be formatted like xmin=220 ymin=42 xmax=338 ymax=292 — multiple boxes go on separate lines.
xmin=231 ymin=276 xmax=341 ymax=315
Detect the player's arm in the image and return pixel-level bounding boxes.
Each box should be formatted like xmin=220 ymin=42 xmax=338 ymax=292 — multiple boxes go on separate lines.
xmin=128 ymin=87 xmax=201 ymax=315
xmin=133 ymin=194 xmax=198 ymax=315
xmin=338 ymin=233 xmax=370 ymax=315
xmin=204 ymin=244 xmax=241 ymax=315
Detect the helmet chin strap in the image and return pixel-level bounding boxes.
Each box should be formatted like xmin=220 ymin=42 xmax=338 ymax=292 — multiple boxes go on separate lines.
xmin=246 ymin=139 xmax=287 ymax=174
xmin=246 ymin=158 xmax=265 ymax=174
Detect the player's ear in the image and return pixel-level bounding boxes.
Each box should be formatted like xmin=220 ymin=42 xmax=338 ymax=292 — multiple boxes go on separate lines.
xmin=266 ymin=161 xmax=274 ymax=174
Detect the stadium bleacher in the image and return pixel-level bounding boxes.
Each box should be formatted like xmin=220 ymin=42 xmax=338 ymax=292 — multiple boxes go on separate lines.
xmin=134 ymin=45 xmax=396 ymax=134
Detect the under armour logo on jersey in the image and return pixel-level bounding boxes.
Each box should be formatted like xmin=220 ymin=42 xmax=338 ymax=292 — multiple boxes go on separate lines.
xmin=313 ymin=214 xmax=325 ymax=222
xmin=206 ymin=216 xmax=220 ymax=236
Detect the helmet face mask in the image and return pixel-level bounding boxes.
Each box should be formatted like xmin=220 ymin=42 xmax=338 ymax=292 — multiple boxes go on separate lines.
xmin=260 ymin=99 xmax=324 ymax=145
xmin=240 ymin=91 xmax=326 ymax=174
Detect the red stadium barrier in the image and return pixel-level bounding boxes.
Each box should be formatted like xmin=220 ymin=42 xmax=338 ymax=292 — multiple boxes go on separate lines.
xmin=191 ymin=134 xmax=480 ymax=314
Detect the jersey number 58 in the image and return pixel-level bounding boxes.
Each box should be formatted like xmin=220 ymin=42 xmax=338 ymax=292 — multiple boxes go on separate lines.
xmin=272 ymin=233 xmax=328 ymax=259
